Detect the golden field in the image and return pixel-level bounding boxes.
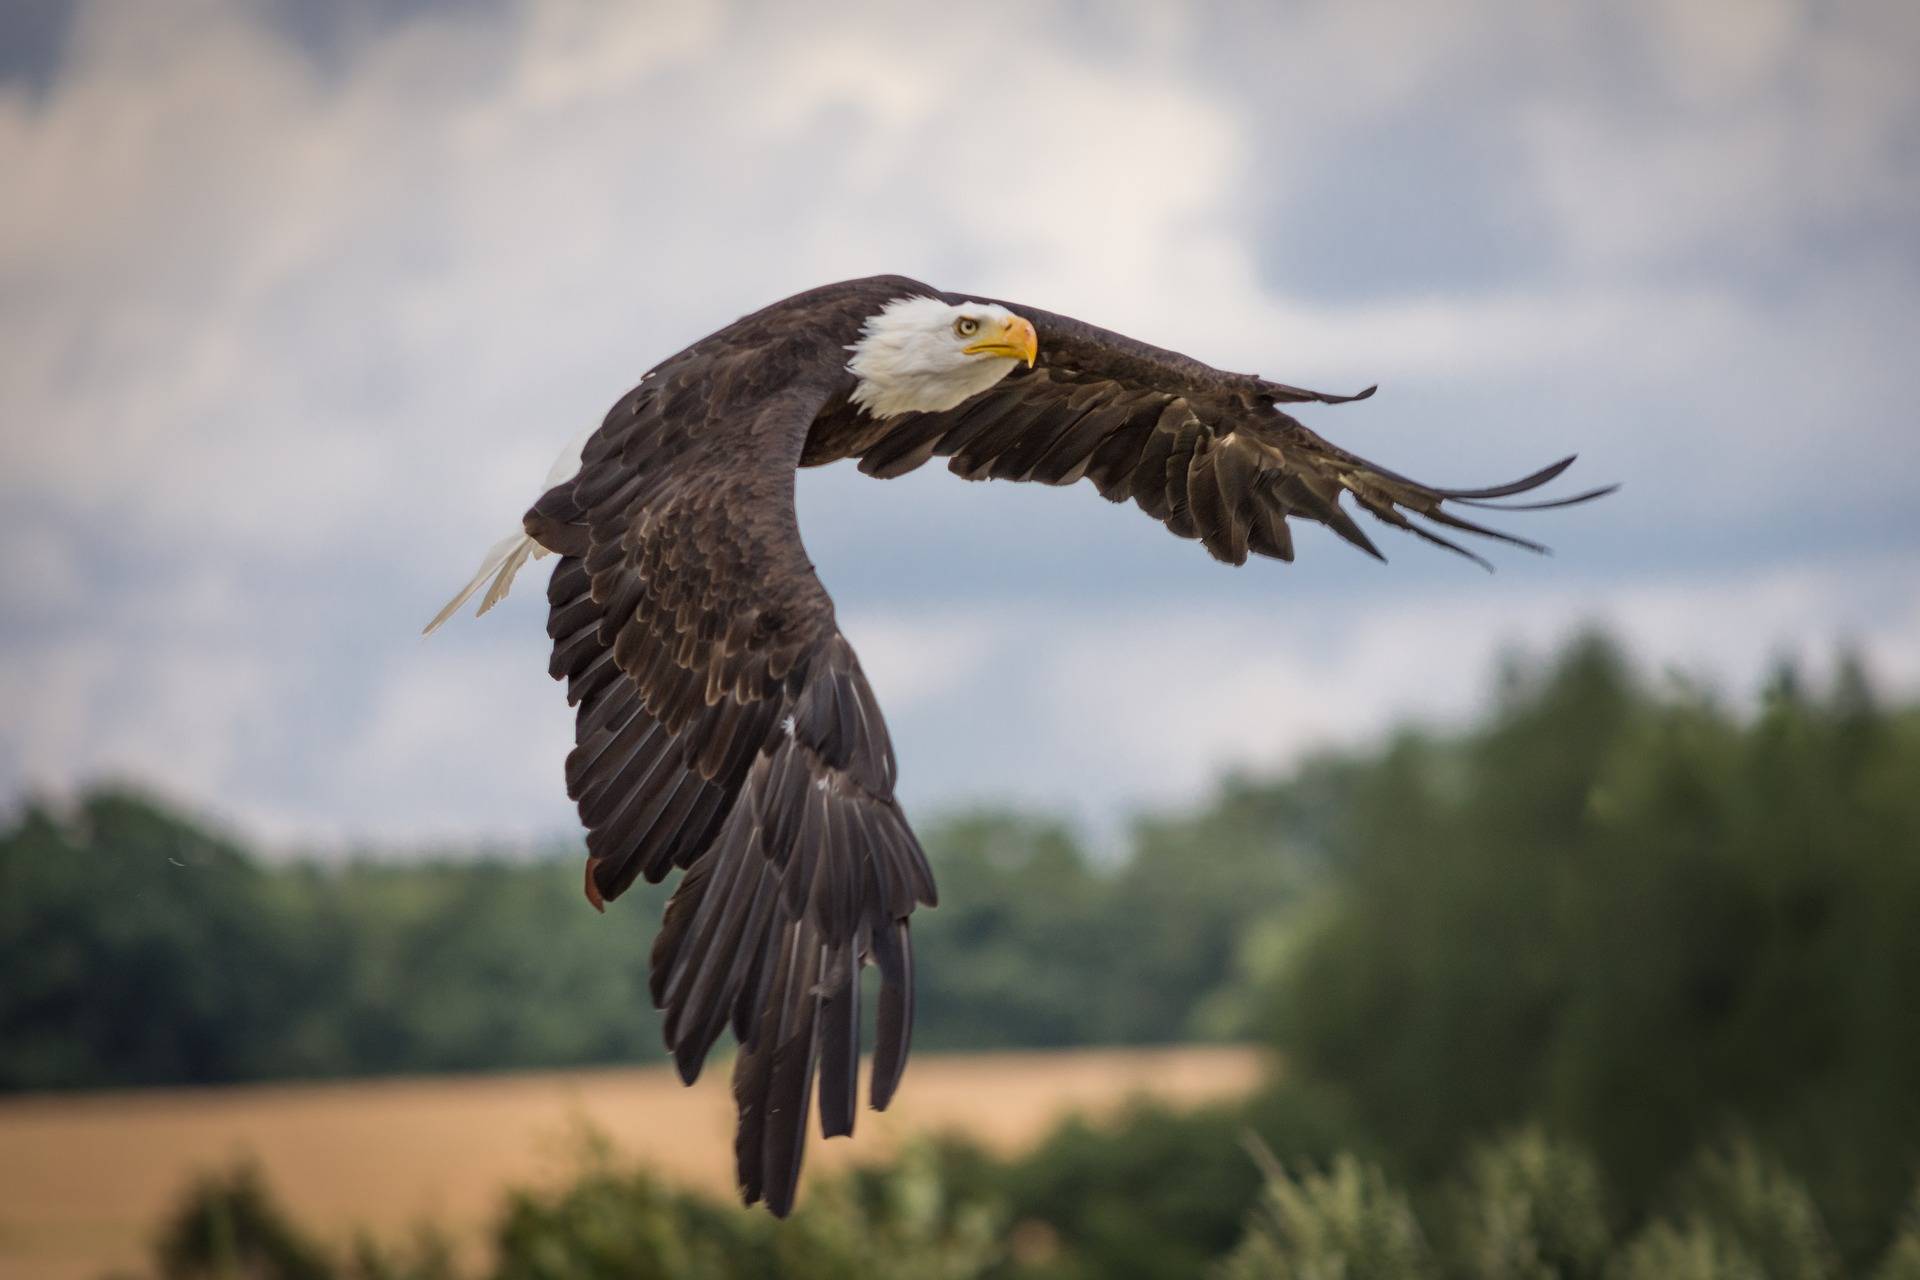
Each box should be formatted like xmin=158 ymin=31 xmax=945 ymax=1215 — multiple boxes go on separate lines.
xmin=0 ymin=1045 xmax=1263 ymax=1280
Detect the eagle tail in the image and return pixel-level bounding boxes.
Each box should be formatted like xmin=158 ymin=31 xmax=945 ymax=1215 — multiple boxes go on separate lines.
xmin=421 ymin=529 xmax=550 ymax=635
xmin=423 ymin=424 xmax=594 ymax=636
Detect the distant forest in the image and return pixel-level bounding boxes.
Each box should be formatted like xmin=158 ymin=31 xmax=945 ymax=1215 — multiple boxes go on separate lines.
xmin=1 ymin=691 xmax=1321 ymax=1090
xmin=10 ymin=633 xmax=1920 ymax=1269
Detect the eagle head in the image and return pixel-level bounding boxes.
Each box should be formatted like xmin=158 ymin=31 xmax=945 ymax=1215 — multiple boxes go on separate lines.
xmin=846 ymin=296 xmax=1038 ymax=419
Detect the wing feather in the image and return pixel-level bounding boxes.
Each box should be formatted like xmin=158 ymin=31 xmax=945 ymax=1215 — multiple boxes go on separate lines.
xmin=807 ymin=295 xmax=1610 ymax=566
xmin=528 ymin=289 xmax=937 ymax=1217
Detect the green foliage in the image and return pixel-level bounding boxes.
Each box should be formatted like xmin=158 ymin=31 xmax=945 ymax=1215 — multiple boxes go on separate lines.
xmin=911 ymin=799 xmax=1317 ymax=1050
xmin=153 ymin=1162 xmax=333 ymax=1280
xmin=1666 ymin=1138 xmax=1837 ymax=1280
xmin=1442 ymin=1128 xmax=1611 ymax=1280
xmin=1215 ymin=1128 xmax=1912 ymax=1280
xmin=1219 ymin=1146 xmax=1436 ymax=1280
xmin=775 ymin=1141 xmax=1005 ymax=1279
xmin=992 ymin=1099 xmax=1268 ymax=1280
xmin=1 ymin=792 xmax=1309 ymax=1090
xmin=0 ymin=786 xmax=669 ymax=1088
xmin=1605 ymin=1220 xmax=1765 ymax=1280
xmin=0 ymin=788 xmax=309 ymax=1089
xmin=138 ymin=1122 xmax=1920 ymax=1280
xmin=342 ymin=1229 xmax=462 ymax=1280
xmin=276 ymin=856 xmax=668 ymax=1077
xmin=1269 ymin=635 xmax=1920 ymax=1262
xmin=489 ymin=1142 xmax=776 ymax=1279
xmin=908 ymin=813 xmax=1125 ymax=1050
xmin=1115 ymin=776 xmax=1328 ymax=1041
xmin=1872 ymin=1185 xmax=1920 ymax=1280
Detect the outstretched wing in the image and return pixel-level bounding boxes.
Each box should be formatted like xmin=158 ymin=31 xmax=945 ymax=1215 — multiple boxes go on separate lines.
xmin=809 ymin=299 xmax=1613 ymax=568
xmin=527 ymin=361 xmax=935 ymax=1217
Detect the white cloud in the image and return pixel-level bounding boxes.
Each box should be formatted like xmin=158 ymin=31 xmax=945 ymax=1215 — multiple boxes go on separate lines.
xmin=836 ymin=611 xmax=1000 ymax=714
xmin=320 ymin=640 xmax=577 ymax=846
xmin=862 ymin=554 xmax=1920 ymax=833
xmin=0 ymin=633 xmax=279 ymax=816
xmin=1521 ymin=0 xmax=1920 ymax=273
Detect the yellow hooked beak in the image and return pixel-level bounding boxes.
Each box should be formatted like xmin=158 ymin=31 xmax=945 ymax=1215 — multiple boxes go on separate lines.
xmin=964 ymin=314 xmax=1038 ymax=367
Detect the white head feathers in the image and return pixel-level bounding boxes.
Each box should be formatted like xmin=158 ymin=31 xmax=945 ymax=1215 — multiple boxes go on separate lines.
xmin=846 ymin=296 xmax=1037 ymax=419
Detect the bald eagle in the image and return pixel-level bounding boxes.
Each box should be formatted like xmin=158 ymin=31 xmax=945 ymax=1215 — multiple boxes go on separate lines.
xmin=427 ymin=275 xmax=1610 ymax=1215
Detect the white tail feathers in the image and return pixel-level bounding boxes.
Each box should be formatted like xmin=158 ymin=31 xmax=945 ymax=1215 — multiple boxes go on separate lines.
xmin=422 ymin=424 xmax=593 ymax=637
xmin=421 ymin=529 xmax=550 ymax=635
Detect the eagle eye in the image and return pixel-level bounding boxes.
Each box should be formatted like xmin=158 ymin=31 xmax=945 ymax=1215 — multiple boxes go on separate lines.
xmin=953 ymin=316 xmax=980 ymax=338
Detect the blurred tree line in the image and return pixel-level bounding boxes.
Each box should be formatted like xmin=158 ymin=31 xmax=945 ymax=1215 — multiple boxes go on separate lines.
xmin=13 ymin=632 xmax=1920 ymax=1274
xmin=0 ymin=776 xmax=1302 ymax=1091
xmin=1266 ymin=636 xmax=1920 ymax=1260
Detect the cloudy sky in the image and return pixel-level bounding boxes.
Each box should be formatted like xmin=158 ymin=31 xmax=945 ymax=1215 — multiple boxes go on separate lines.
xmin=3 ymin=0 xmax=1916 ymax=849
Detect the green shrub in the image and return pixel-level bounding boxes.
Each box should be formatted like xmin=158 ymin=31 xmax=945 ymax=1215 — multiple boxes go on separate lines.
xmin=1670 ymin=1138 xmax=1837 ymax=1280
xmin=341 ymin=1227 xmax=461 ymax=1280
xmin=153 ymin=1162 xmax=333 ymax=1280
xmin=1442 ymin=1128 xmax=1610 ymax=1280
xmin=490 ymin=1144 xmax=773 ymax=1280
xmin=777 ymin=1140 xmax=1004 ymax=1279
xmin=1219 ymin=1143 xmax=1436 ymax=1280
xmin=1606 ymin=1220 xmax=1763 ymax=1280
xmin=996 ymin=1099 xmax=1267 ymax=1280
xmin=1872 ymin=1184 xmax=1920 ymax=1280
xmin=490 ymin=1133 xmax=1004 ymax=1280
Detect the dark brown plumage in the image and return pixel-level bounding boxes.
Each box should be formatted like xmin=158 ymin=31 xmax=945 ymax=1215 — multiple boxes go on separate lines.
xmin=520 ymin=274 xmax=1611 ymax=1216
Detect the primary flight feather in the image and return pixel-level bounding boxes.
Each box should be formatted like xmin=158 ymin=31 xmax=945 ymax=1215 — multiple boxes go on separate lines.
xmin=427 ymin=274 xmax=1613 ymax=1216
